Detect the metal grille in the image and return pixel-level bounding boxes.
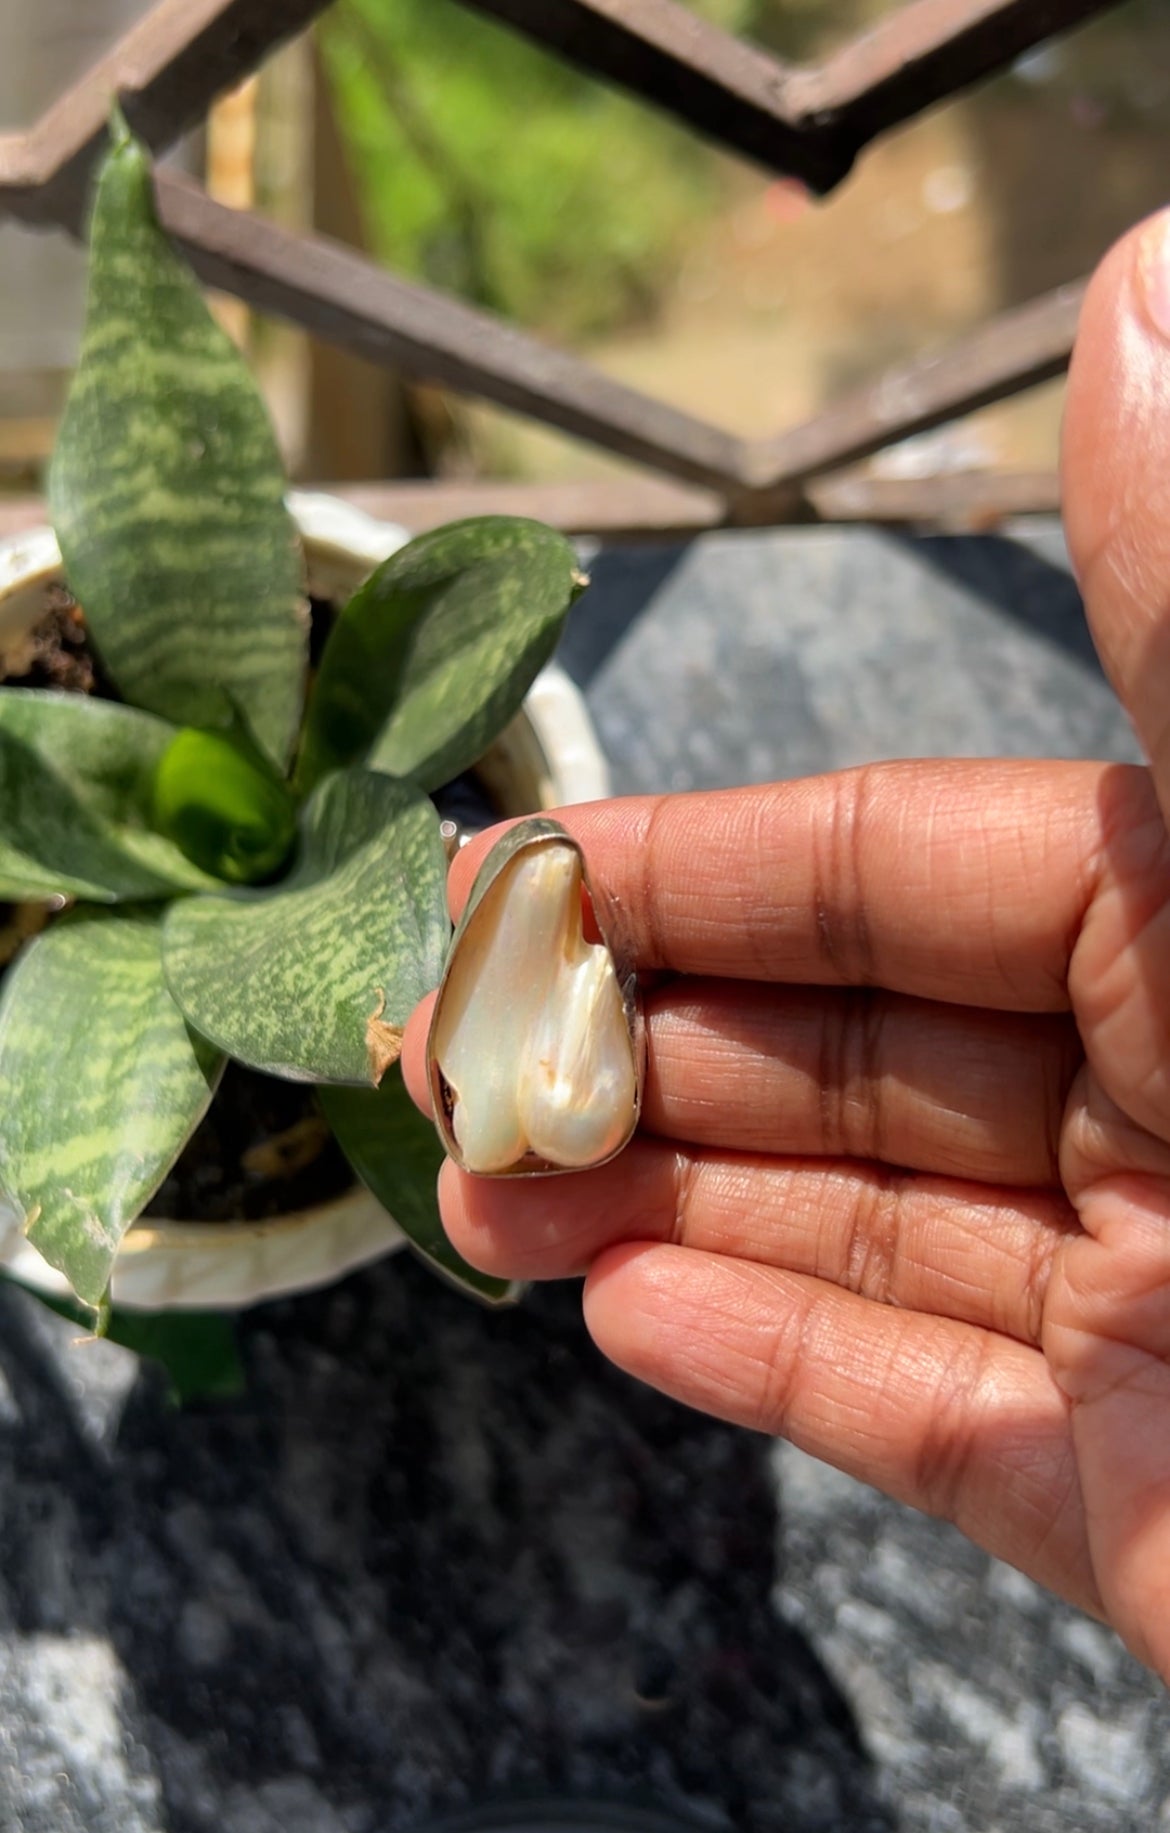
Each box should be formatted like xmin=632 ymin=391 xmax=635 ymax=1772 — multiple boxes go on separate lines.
xmin=0 ymin=0 xmax=1127 ymax=535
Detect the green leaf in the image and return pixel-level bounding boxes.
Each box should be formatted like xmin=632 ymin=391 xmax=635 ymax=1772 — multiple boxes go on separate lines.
xmin=104 ymin=1307 xmax=244 ymax=1402
xmin=0 ymin=907 xmax=224 ymax=1307
xmin=163 ymin=769 xmax=448 ymax=1085
xmin=153 ymin=726 xmax=297 ymax=884
xmin=320 ymin=1068 xmax=515 ymax=1305
xmin=47 ymin=118 xmax=307 ymax=773
xmin=0 ymin=689 xmax=219 ymax=901
xmin=18 ymin=1281 xmax=244 ymax=1404
xmin=296 ymin=517 xmax=582 ymax=795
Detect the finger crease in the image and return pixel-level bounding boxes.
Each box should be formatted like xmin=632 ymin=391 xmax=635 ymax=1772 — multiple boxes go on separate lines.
xmin=753 ymin=1274 xmax=819 ymax=1439
xmin=912 ymin=1329 xmax=996 ymax=1528
xmin=854 ymin=988 xmax=887 ymax=1162
xmin=669 ymin=1149 xmax=702 ymax=1250
xmin=843 ymin=1168 xmax=904 ymax=1305
xmin=813 ymin=768 xmax=878 ymax=987
xmin=639 ymin=796 xmax=674 ymax=972
xmin=1020 ymin=1212 xmax=1060 ymax=1346
xmin=1045 ymin=1028 xmax=1081 ymax=1183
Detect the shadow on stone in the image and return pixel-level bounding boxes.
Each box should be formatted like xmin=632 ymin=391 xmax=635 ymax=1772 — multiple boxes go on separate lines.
xmin=559 ymin=545 xmax=692 ymax=688
xmin=889 ymin=530 xmax=1102 ymax=675
xmin=0 ymin=1263 xmax=895 ymax=1833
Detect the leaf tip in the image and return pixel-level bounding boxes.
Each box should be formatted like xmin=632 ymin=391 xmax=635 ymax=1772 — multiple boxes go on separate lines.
xmin=366 ymin=989 xmax=404 ymax=1085
xmin=108 ymin=98 xmax=133 ymax=151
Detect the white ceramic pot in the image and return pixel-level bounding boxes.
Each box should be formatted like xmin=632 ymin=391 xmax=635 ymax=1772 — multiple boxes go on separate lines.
xmin=0 ymin=492 xmax=609 ymax=1310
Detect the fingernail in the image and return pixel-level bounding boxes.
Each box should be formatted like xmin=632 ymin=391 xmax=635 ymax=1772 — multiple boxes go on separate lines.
xmin=1137 ymin=212 xmax=1170 ymax=342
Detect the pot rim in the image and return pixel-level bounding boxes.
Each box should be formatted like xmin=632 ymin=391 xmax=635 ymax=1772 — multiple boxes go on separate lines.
xmin=0 ymin=492 xmax=609 ymax=1311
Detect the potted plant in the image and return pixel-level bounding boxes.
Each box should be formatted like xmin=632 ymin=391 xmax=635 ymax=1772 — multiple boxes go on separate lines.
xmin=0 ymin=112 xmax=604 ymax=1391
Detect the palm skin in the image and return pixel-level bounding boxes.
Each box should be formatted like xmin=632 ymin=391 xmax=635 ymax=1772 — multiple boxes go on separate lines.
xmin=403 ymin=210 xmax=1170 ymax=1682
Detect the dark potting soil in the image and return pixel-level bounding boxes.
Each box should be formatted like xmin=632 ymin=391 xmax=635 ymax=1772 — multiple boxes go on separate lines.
xmin=1 ymin=590 xmax=361 ymax=1224
xmin=141 ymin=1063 xmax=353 ymax=1224
xmin=0 ymin=584 xmax=120 ymax=698
xmin=0 ymin=901 xmax=52 ymax=969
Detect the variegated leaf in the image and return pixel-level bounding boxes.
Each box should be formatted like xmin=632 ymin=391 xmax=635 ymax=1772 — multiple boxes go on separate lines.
xmin=0 ymin=907 xmax=223 ymax=1307
xmin=0 ymin=689 xmax=218 ymax=900
xmin=47 ymin=117 xmax=307 ymax=772
xmin=296 ymin=517 xmax=582 ymax=795
xmin=162 ymin=769 xmax=448 ymax=1085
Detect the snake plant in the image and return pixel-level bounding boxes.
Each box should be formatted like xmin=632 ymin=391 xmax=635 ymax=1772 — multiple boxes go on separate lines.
xmin=0 ymin=114 xmax=585 ymax=1364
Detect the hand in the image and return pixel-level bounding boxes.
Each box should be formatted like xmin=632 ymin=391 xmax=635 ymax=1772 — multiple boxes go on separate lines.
xmin=403 ymin=210 xmax=1170 ymax=1681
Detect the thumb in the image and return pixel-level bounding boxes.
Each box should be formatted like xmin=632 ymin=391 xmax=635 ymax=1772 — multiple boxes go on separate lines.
xmin=1063 ymin=209 xmax=1170 ymax=794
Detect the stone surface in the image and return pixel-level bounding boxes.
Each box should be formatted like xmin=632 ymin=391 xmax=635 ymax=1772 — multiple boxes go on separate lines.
xmin=2 ymin=521 xmax=1168 ymax=1832
xmin=563 ymin=523 xmax=1134 ymax=794
xmin=0 ymin=1272 xmax=889 ymax=1833
xmin=772 ymin=1443 xmax=1169 ymax=1832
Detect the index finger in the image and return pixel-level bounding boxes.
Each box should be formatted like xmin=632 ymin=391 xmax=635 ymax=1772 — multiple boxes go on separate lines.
xmin=450 ymin=760 xmax=1133 ymax=1011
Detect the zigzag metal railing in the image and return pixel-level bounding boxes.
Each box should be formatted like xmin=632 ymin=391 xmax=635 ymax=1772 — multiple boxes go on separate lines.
xmin=0 ymin=0 xmax=1124 ymax=530
xmin=457 ymin=0 xmax=1122 ymax=196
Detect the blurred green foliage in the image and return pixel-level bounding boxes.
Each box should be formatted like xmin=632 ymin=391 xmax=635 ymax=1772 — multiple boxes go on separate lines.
xmin=319 ymin=0 xmax=769 ymax=341
xmin=319 ymin=0 xmax=1170 ymax=352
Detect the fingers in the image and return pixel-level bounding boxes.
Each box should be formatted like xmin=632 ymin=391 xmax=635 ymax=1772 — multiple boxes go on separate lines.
xmin=640 ymin=981 xmax=1080 ymax=1186
xmin=401 ymin=990 xmax=435 ymax=1113
xmin=1064 ymin=208 xmax=1170 ymax=810
xmin=403 ymin=977 xmax=1081 ymax=1188
xmin=1044 ymin=1174 xmax=1170 ymax=1677
xmin=1062 ymin=217 xmax=1170 ymax=1145
xmin=445 ymin=764 xmax=1120 ymax=1011
xmin=435 ymin=1138 xmax=1079 ymax=1347
xmin=581 ymin=1243 xmax=1095 ymax=1614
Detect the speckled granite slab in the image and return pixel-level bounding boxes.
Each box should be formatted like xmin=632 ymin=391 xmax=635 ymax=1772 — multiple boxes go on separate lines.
xmin=1 ymin=522 xmax=1166 ymax=1833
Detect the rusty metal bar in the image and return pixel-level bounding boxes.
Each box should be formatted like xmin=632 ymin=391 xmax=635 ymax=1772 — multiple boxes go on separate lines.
xmin=0 ymin=0 xmax=1127 ymax=226
xmin=4 ymin=481 xmax=715 ymax=544
xmin=740 ymin=280 xmax=1083 ymax=508
xmin=330 ymin=468 xmax=1062 ymax=532
xmin=0 ymin=0 xmax=329 ymax=231
xmin=807 ymin=466 xmax=1060 ymax=527
xmin=327 ymin=476 xmax=726 ymax=538
xmin=2 ymin=131 xmax=1085 ymax=509
xmin=1 ymin=123 xmax=1083 ymax=511
xmin=458 ymin=0 xmax=1124 ymax=193
xmin=0 ymin=0 xmax=1128 ymax=228
xmin=0 ymin=0 xmax=1096 ymax=519
xmin=450 ymin=0 xmax=843 ymax=192
xmin=784 ymin=0 xmax=1124 ymax=156
xmin=0 ymin=468 xmax=1061 ymax=543
xmin=5 ymin=118 xmax=1078 ymax=506
xmin=154 ymin=172 xmax=750 ymax=491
